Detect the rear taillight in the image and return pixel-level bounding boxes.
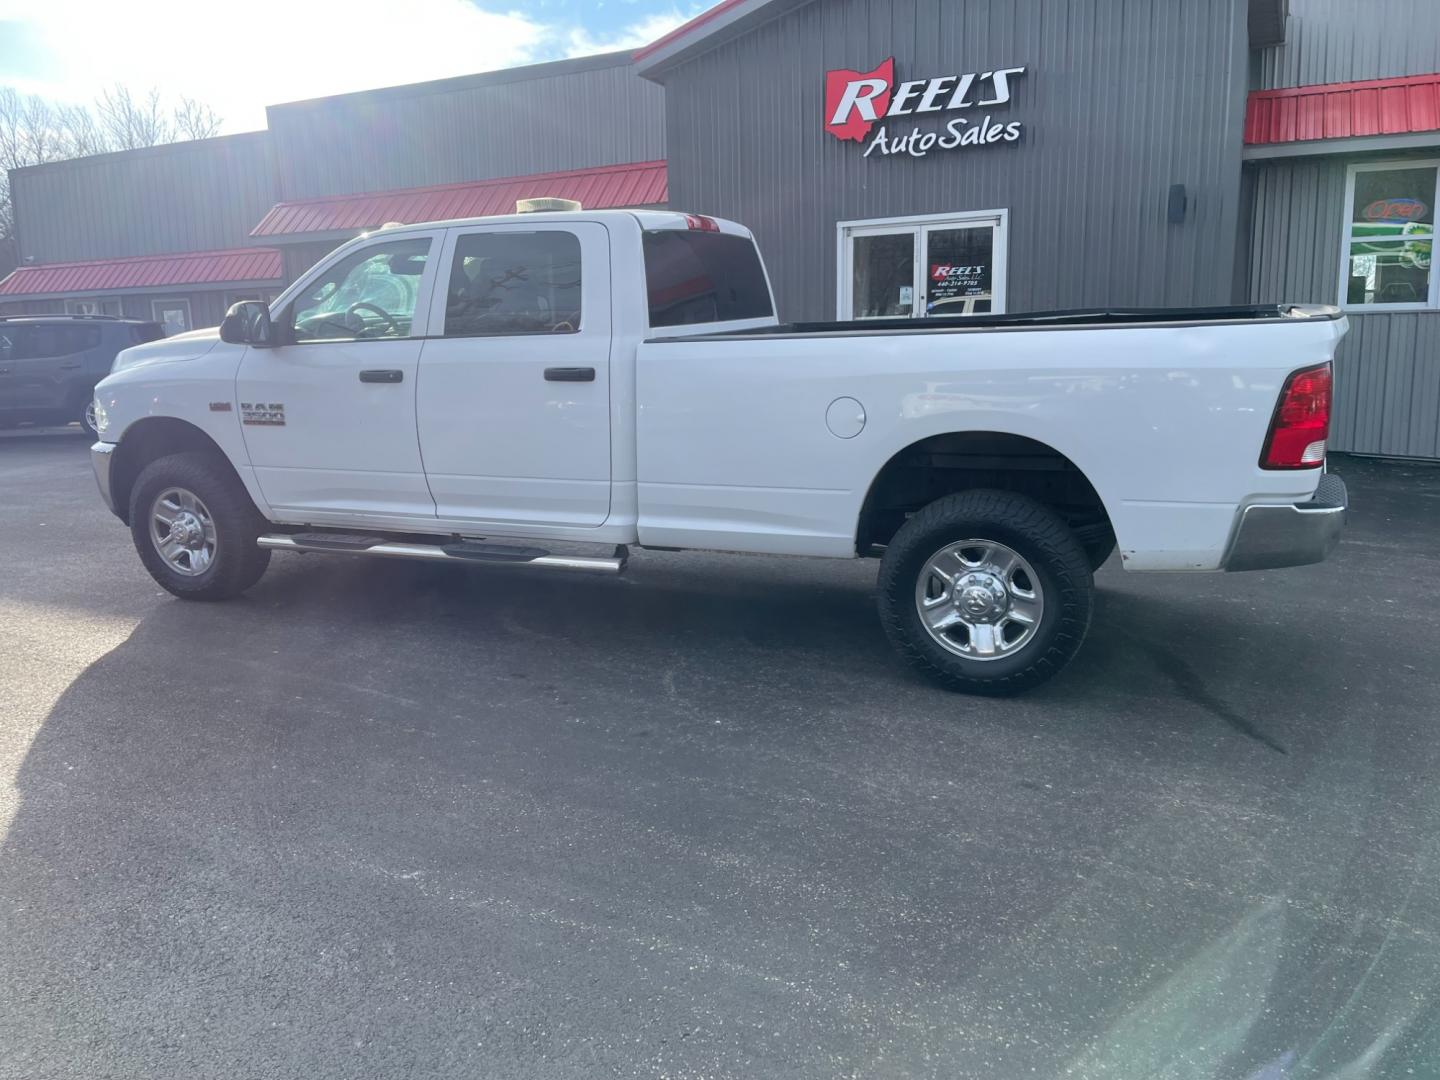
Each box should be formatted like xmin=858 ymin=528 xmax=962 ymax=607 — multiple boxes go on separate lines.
xmin=684 ymin=214 xmax=721 ymax=232
xmin=1261 ymin=362 xmax=1332 ymax=470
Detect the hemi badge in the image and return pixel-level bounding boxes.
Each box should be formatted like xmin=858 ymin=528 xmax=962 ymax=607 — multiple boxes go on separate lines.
xmin=209 ymin=402 xmax=233 ymax=412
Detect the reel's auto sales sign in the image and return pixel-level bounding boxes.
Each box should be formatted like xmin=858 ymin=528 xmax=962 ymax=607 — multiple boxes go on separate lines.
xmin=824 ymin=58 xmax=1027 ymax=158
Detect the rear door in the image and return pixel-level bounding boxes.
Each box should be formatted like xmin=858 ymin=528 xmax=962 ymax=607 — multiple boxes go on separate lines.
xmin=416 ymin=222 xmax=612 ymax=527
xmin=5 ymin=323 xmax=101 ymax=410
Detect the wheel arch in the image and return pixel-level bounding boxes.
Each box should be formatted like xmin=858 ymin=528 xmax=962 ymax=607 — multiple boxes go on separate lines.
xmin=856 ymin=431 xmax=1115 ymax=558
xmin=110 ymin=417 xmax=263 ymax=526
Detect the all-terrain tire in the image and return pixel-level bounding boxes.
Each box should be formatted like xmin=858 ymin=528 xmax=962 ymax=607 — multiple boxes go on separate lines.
xmin=128 ymin=451 xmax=271 ymax=600
xmin=877 ymin=490 xmax=1093 ymax=695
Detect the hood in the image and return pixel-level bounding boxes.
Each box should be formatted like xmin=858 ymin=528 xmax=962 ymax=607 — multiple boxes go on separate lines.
xmin=110 ymin=326 xmax=222 ymax=372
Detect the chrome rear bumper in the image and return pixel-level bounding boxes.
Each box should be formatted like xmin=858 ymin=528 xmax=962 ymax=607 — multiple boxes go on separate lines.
xmin=1222 ymin=473 xmax=1348 ymax=572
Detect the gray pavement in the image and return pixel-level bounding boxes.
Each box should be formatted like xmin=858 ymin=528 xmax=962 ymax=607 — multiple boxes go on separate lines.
xmin=0 ymin=427 xmax=1437 ymax=1079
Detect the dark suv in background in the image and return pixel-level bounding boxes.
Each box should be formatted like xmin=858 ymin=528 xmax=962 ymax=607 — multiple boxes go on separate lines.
xmin=0 ymin=316 xmax=164 ymax=436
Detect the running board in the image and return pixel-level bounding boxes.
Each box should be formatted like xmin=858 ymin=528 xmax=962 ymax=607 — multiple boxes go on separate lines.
xmin=256 ymin=533 xmax=628 ymax=574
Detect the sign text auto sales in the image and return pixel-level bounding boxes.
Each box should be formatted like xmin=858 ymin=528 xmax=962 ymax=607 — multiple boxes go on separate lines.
xmin=824 ymin=58 xmax=1028 ymax=158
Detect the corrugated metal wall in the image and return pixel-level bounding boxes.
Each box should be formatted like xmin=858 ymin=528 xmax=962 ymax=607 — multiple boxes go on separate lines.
xmin=1252 ymin=0 xmax=1440 ymax=90
xmin=1247 ymin=154 xmax=1440 ymax=458
xmin=267 ymin=54 xmax=666 ymax=200
xmin=10 ymin=133 xmax=277 ymax=264
xmin=659 ymin=0 xmax=1250 ymax=323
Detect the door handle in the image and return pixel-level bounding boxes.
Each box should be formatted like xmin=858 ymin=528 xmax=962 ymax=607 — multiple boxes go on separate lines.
xmin=544 ymin=367 xmax=595 ymax=382
xmin=59 ymin=360 xmax=82 ymax=369
xmin=359 ymin=369 xmax=404 ymax=383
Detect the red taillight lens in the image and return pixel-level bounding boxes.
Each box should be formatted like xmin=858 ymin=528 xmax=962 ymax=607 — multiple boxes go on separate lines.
xmin=1261 ymin=362 xmax=1332 ymax=470
xmin=684 ymin=214 xmax=721 ymax=232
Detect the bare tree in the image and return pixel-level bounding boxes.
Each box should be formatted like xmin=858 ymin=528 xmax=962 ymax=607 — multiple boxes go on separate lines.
xmin=96 ymin=85 xmax=173 ymax=150
xmin=0 ymin=85 xmax=225 ymax=277
xmin=174 ymin=97 xmax=222 ymax=142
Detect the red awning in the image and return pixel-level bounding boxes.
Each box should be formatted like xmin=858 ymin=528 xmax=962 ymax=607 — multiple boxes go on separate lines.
xmin=251 ymin=160 xmax=668 ymax=239
xmin=0 ymin=247 xmax=282 ymax=298
xmin=1246 ymin=73 xmax=1440 ymax=145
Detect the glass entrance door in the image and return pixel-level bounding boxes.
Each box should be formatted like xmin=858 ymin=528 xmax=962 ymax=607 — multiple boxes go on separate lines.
xmin=839 ymin=211 xmax=1006 ymax=320
xmin=922 ymin=225 xmax=995 ymax=318
xmin=849 ymin=230 xmax=917 ymax=319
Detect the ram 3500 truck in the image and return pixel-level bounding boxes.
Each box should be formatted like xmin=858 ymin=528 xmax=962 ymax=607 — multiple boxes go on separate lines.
xmin=90 ymin=210 xmax=1348 ymax=694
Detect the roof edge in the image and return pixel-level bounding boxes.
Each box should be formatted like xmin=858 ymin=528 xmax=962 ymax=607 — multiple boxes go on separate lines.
xmin=635 ymin=0 xmax=812 ymax=78
xmin=267 ymin=50 xmax=637 ymax=115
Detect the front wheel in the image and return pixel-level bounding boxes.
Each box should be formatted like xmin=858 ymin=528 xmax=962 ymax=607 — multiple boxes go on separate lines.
xmin=877 ymin=490 xmax=1093 ymax=695
xmin=128 ymin=451 xmax=271 ymax=600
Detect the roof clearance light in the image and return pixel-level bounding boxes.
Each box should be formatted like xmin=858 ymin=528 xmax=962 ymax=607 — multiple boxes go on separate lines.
xmin=517 ymin=197 xmax=582 ymax=214
xmin=685 ymin=214 xmax=721 ymax=232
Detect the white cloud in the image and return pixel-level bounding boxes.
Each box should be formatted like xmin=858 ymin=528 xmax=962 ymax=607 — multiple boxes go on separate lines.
xmin=561 ymin=7 xmax=699 ymax=57
xmin=0 ymin=0 xmax=552 ymax=132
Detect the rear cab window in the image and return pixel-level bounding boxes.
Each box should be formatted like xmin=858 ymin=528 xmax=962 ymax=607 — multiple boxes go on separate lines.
xmin=130 ymin=323 xmax=165 ymax=345
xmin=643 ymin=228 xmax=773 ymax=329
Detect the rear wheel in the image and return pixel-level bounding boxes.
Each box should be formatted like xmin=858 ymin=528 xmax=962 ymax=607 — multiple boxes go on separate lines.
xmin=128 ymin=451 xmax=271 ymax=600
xmin=877 ymin=490 xmax=1093 ymax=695
xmin=80 ymin=400 xmax=100 ymax=437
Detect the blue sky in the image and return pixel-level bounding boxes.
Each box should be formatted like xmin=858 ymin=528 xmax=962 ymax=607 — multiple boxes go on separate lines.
xmin=0 ymin=0 xmax=707 ymax=132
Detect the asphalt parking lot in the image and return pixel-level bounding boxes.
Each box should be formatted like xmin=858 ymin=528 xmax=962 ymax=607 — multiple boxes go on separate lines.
xmin=0 ymin=429 xmax=1437 ymax=1080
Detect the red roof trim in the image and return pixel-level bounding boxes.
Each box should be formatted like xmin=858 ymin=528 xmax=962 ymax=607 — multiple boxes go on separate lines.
xmin=250 ymin=160 xmax=668 ymax=239
xmin=633 ymin=0 xmax=749 ymax=62
xmin=1246 ymin=72 xmax=1440 ymax=145
xmin=0 ymin=247 xmax=282 ymax=297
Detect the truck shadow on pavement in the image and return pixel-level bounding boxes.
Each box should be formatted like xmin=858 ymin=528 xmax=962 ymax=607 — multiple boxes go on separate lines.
xmin=2 ymin=481 xmax=1437 ymax=1075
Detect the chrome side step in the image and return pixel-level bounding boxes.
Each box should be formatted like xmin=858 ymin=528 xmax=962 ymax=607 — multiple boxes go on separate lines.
xmin=257 ymin=534 xmax=628 ymax=574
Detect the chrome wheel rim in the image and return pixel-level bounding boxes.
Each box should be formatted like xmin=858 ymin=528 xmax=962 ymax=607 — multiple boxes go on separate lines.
xmin=149 ymin=487 xmax=218 ymax=576
xmin=914 ymin=539 xmax=1044 ymax=661
xmin=83 ymin=402 xmax=98 ymax=433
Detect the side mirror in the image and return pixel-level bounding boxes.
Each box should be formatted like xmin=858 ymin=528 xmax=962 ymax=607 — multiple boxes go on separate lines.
xmin=220 ymin=301 xmax=275 ymax=346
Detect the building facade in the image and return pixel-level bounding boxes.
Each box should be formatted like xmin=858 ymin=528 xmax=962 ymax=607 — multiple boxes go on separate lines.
xmin=4 ymin=1 xmax=1439 ymax=458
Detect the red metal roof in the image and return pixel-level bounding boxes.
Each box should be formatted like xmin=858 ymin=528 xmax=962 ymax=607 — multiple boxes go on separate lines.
xmin=1246 ymin=73 xmax=1440 ymax=145
xmin=0 ymin=247 xmax=281 ymax=298
xmin=251 ymin=161 xmax=669 ymax=239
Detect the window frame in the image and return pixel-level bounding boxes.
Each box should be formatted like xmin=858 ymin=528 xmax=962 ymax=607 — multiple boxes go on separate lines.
xmin=1338 ymin=158 xmax=1440 ymax=313
xmin=65 ymin=297 xmax=121 ymax=316
xmin=837 ymin=209 xmax=1009 ymax=320
xmin=151 ymin=298 xmax=193 ymax=336
xmin=278 ymin=232 xmax=443 ymax=346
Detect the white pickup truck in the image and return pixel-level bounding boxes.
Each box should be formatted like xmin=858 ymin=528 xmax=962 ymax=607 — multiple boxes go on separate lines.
xmin=91 ymin=210 xmax=1348 ymax=694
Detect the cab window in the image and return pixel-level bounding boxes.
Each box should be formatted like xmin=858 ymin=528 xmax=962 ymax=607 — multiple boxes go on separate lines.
xmin=291 ymin=238 xmax=431 ymax=343
xmin=443 ymin=231 xmax=582 ymax=337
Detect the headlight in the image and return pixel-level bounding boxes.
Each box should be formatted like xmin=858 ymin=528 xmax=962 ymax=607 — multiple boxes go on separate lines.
xmin=92 ymin=398 xmax=109 ymax=434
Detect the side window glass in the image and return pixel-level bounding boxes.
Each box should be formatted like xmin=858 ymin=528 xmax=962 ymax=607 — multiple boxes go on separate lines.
xmin=444 ymin=231 xmax=582 ymax=337
xmin=292 ymin=238 xmax=432 ymax=343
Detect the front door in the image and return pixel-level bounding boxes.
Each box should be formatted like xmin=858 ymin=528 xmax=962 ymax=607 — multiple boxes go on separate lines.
xmin=415 ymin=222 xmax=612 ymax=527
xmin=839 ymin=211 xmax=1008 ymax=320
xmin=236 ymin=233 xmax=441 ymax=522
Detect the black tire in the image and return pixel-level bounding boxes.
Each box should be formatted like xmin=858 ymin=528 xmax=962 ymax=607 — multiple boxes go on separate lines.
xmin=128 ymin=451 xmax=271 ymax=601
xmin=877 ymin=490 xmax=1093 ymax=695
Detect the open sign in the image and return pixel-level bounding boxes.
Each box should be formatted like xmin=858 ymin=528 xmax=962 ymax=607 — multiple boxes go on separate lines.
xmin=1364 ymin=197 xmax=1429 ymax=222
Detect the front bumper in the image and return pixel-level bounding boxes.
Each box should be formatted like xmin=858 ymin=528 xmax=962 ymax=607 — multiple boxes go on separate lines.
xmin=91 ymin=441 xmax=119 ymax=517
xmin=1222 ymin=473 xmax=1348 ymax=572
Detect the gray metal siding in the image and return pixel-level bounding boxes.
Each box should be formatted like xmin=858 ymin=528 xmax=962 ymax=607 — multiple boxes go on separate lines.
xmin=10 ymin=133 xmax=277 ymax=264
xmin=1252 ymin=0 xmax=1440 ymax=89
xmin=1246 ymin=155 xmax=1440 ymax=457
xmin=268 ymin=60 xmax=665 ymax=199
xmin=660 ymin=0 xmax=1251 ymax=323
